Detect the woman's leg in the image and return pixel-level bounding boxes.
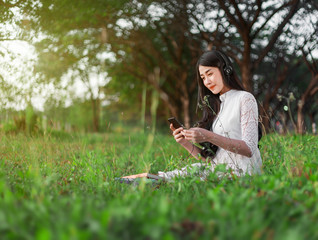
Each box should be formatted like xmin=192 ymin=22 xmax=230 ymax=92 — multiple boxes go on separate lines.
xmin=158 ymin=163 xmax=214 ymax=181
xmin=121 ymin=173 xmax=148 ymax=178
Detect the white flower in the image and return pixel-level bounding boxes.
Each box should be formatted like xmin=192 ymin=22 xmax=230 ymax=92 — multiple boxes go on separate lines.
xmin=277 ymin=94 xmax=283 ymax=102
xmin=288 ymin=92 xmax=295 ymax=102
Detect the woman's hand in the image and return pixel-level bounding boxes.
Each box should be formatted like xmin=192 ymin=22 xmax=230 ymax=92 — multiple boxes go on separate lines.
xmin=170 ymin=124 xmax=188 ymax=145
xmin=170 ymin=124 xmax=205 ymax=160
xmin=182 ymin=127 xmax=211 ymax=143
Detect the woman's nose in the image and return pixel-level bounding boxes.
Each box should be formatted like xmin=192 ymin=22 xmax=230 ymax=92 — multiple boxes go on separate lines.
xmin=206 ymin=76 xmax=212 ymax=83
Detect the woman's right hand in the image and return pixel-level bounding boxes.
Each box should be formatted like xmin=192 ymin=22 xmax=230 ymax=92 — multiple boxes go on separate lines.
xmin=170 ymin=124 xmax=188 ymax=145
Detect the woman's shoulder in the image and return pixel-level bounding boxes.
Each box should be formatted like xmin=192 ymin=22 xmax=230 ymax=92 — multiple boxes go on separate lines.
xmin=234 ymin=90 xmax=256 ymax=101
xmin=222 ymin=90 xmax=256 ymax=104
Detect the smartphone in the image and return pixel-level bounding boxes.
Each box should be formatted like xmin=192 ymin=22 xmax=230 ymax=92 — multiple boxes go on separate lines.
xmin=168 ymin=117 xmax=184 ymax=129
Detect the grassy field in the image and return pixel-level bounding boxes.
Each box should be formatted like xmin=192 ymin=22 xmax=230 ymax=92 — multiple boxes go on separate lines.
xmin=0 ymin=131 xmax=317 ymax=239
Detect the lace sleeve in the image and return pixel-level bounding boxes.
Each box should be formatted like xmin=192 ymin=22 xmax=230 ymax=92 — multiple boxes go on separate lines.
xmin=240 ymin=93 xmax=259 ymax=156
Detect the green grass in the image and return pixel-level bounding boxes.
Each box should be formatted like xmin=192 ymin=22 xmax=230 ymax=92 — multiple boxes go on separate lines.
xmin=0 ymin=131 xmax=317 ymax=239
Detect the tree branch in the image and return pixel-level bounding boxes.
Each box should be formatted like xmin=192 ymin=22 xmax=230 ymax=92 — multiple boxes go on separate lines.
xmin=229 ymin=0 xmax=247 ymax=28
xmin=254 ymin=0 xmax=301 ymax=68
xmin=251 ymin=0 xmax=293 ymax=39
xmin=249 ymin=0 xmax=262 ymax=30
xmin=217 ymin=0 xmax=242 ymax=34
xmin=0 ymin=0 xmax=23 ymax=8
xmin=301 ymin=48 xmax=316 ymax=75
xmin=310 ymin=85 xmax=318 ymax=97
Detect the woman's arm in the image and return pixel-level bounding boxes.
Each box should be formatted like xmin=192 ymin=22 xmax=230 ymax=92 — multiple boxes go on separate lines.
xmin=240 ymin=93 xmax=259 ymax=156
xmin=182 ymin=93 xmax=259 ymax=158
xmin=182 ymin=128 xmax=252 ymax=157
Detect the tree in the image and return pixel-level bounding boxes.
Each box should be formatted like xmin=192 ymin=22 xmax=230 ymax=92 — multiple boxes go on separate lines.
xmin=184 ymin=0 xmax=304 ymax=90
xmin=16 ymin=0 xmax=318 ymax=132
xmin=0 ymin=48 xmax=39 ymax=111
xmin=290 ymin=2 xmax=318 ymax=134
xmin=296 ymin=49 xmax=318 ymax=134
xmin=0 ymin=0 xmax=34 ymax=104
xmin=105 ymin=0 xmax=202 ymax=127
xmin=191 ymin=0 xmax=317 ymax=133
xmin=262 ymin=1 xmax=318 ymax=134
xmin=22 ymin=0 xmax=119 ymax=131
xmin=105 ymin=0 xmax=317 ymax=129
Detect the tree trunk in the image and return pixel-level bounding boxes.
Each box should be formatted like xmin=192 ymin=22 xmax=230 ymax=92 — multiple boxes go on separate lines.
xmin=296 ymin=75 xmax=318 ymax=134
xmin=308 ymin=112 xmax=317 ymax=134
xmin=262 ymin=65 xmax=289 ymax=132
xmin=181 ymin=96 xmax=190 ymax=128
xmin=165 ymin=99 xmax=178 ymax=119
xmin=91 ymin=97 xmax=100 ymax=132
xmin=240 ymin=44 xmax=252 ymax=92
xmin=180 ymin=72 xmax=191 ymax=128
xmin=297 ymin=99 xmax=305 ymax=134
xmin=141 ymin=83 xmax=147 ymax=132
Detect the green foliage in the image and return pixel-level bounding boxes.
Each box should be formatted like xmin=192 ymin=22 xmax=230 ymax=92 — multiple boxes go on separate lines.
xmin=0 ymin=112 xmax=26 ymax=134
xmin=1 ymin=121 xmax=17 ymax=134
xmin=25 ymin=104 xmax=37 ymax=134
xmin=2 ymin=0 xmax=317 ymax=133
xmin=0 ymin=132 xmax=317 ymax=239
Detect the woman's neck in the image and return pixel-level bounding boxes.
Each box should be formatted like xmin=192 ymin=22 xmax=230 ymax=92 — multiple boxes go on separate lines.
xmin=220 ymin=86 xmax=231 ymax=95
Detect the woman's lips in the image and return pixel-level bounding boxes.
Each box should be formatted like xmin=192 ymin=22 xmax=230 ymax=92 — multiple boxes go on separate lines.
xmin=210 ymin=85 xmax=216 ymax=90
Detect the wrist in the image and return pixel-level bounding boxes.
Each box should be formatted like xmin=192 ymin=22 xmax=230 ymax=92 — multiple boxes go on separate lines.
xmin=180 ymin=140 xmax=193 ymax=148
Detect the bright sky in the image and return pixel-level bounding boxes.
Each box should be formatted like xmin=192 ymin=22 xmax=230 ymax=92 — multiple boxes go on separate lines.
xmin=1 ymin=40 xmax=57 ymax=111
xmin=0 ymin=6 xmax=111 ymax=112
xmin=0 ymin=39 xmax=110 ymax=112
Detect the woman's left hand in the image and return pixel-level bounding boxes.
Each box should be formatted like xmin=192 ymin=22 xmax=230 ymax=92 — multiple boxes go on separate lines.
xmin=182 ymin=128 xmax=211 ymax=143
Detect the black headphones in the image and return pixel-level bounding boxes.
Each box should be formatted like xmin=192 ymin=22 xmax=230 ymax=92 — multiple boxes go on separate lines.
xmin=216 ymin=51 xmax=233 ymax=76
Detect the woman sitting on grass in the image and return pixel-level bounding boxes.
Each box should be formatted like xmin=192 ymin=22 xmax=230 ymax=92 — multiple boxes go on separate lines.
xmin=121 ymin=50 xmax=262 ymax=182
xmin=157 ymin=50 xmax=262 ymax=180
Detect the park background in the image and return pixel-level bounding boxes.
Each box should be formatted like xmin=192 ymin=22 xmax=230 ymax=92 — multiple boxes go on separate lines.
xmin=0 ymin=0 xmax=318 ymax=239
xmin=0 ymin=0 xmax=317 ymax=135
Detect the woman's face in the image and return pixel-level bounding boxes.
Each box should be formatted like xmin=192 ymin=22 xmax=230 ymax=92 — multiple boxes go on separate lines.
xmin=199 ymin=65 xmax=230 ymax=95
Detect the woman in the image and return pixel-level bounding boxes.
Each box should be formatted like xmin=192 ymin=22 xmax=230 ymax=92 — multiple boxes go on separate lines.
xmin=157 ymin=50 xmax=262 ymax=180
xmin=119 ymin=50 xmax=262 ymax=182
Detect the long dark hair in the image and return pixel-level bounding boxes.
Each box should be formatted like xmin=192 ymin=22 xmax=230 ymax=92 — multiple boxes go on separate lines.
xmin=196 ymin=50 xmax=244 ymax=129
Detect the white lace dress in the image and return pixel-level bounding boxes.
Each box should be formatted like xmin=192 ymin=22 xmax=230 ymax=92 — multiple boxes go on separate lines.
xmin=158 ymin=90 xmax=262 ymax=180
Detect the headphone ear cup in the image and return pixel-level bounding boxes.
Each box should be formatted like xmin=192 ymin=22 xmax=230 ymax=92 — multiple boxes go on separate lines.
xmin=216 ymin=51 xmax=233 ymax=76
xmin=224 ymin=66 xmax=233 ymax=76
